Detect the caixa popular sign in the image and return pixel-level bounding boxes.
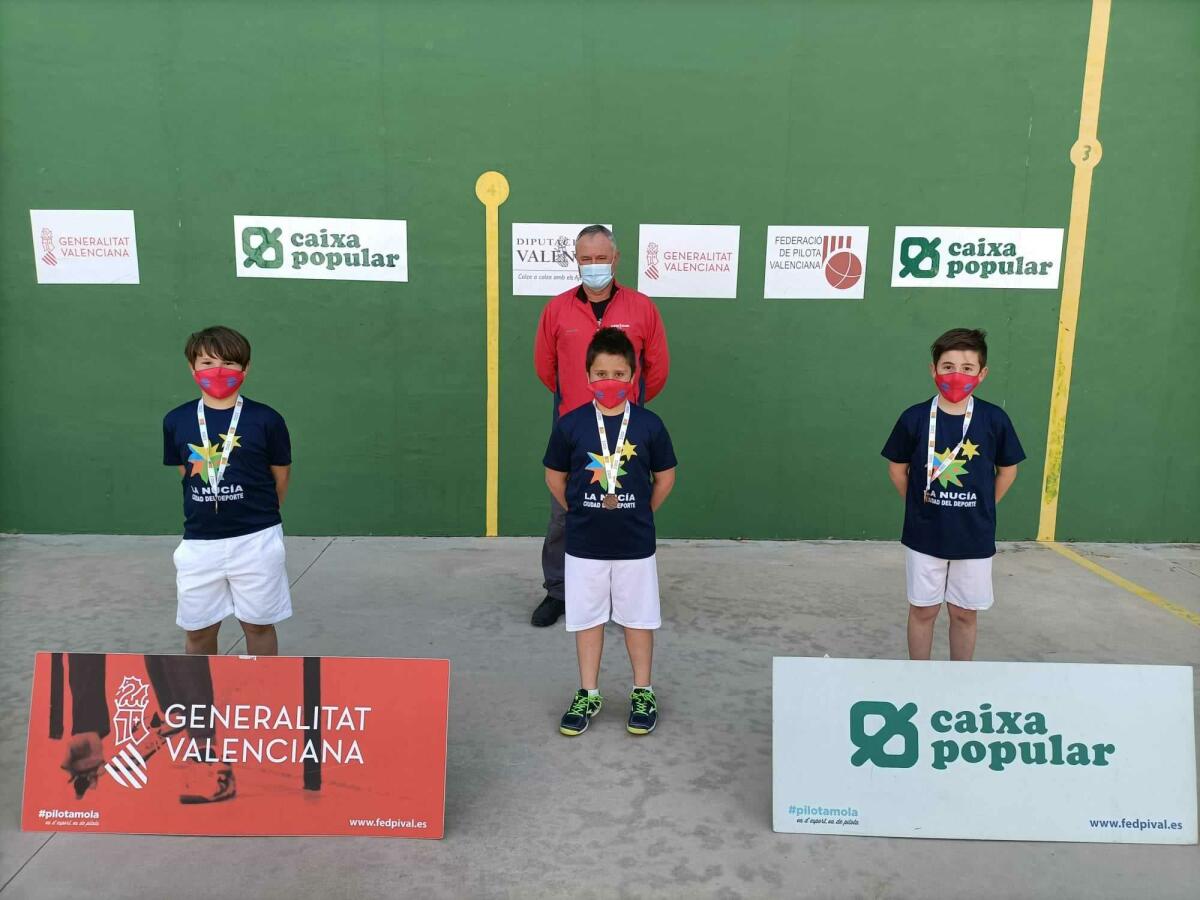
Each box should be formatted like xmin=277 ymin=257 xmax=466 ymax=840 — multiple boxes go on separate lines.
xmin=773 ymin=657 xmax=1196 ymax=844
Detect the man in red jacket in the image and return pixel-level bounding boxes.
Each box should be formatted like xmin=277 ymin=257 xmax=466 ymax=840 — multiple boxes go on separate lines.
xmin=531 ymin=225 xmax=670 ymax=626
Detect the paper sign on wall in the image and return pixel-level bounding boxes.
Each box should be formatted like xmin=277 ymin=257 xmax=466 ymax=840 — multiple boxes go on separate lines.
xmin=890 ymin=226 xmax=1064 ymax=290
xmin=511 ymin=223 xmax=613 ymax=296
xmin=637 ymin=224 xmax=740 ymax=298
xmin=773 ymin=657 xmax=1196 ymax=844
xmin=30 ymin=210 xmax=140 ymax=285
xmin=764 ymin=226 xmax=869 ymax=299
xmin=234 ymin=215 xmax=408 ymax=282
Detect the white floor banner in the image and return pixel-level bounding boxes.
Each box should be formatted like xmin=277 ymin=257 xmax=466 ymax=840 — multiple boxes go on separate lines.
xmin=773 ymin=657 xmax=1196 ymax=844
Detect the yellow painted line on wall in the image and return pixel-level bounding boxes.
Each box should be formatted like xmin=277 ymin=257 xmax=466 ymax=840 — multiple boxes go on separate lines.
xmin=475 ymin=171 xmax=510 ymax=537
xmin=1045 ymin=542 xmax=1200 ymax=629
xmin=1037 ymin=0 xmax=1111 ymax=541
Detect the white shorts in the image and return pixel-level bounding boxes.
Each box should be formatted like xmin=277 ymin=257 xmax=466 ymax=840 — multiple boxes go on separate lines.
xmin=174 ymin=524 xmax=292 ymax=630
xmin=564 ymin=553 xmax=661 ymax=632
xmin=905 ymin=547 xmax=994 ymax=611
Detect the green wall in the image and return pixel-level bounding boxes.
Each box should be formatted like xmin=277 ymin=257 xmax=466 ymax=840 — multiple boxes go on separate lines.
xmin=1 ymin=0 xmax=1196 ymax=541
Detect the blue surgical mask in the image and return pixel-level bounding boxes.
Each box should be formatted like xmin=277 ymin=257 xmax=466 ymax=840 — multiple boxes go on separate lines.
xmin=580 ymin=263 xmax=613 ymax=290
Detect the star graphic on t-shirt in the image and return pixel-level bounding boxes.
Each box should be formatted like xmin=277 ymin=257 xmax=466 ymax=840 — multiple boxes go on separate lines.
xmin=586 ymin=451 xmax=627 ymax=492
xmin=188 ymin=441 xmax=221 ymax=463
xmin=933 ymin=447 xmax=969 ymax=488
xmin=620 ymin=440 xmax=637 ymax=461
xmin=961 ymin=439 xmax=980 ymax=460
xmin=220 ymin=432 xmax=242 ymax=451
xmin=186 ymin=441 xmax=222 ymax=484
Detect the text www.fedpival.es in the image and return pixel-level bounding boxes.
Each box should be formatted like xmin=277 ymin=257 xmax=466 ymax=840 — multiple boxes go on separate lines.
xmin=349 ymin=817 xmax=428 ymax=829
xmin=1088 ymin=816 xmax=1184 ymax=832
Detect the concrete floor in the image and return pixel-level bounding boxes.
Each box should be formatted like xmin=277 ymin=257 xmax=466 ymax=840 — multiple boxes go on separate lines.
xmin=0 ymin=535 xmax=1197 ymax=899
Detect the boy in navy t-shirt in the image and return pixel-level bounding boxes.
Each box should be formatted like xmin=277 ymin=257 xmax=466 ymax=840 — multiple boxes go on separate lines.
xmin=163 ymin=326 xmax=293 ymax=657
xmin=544 ymin=328 xmax=678 ymax=736
xmin=881 ymin=328 xmax=1025 ymax=661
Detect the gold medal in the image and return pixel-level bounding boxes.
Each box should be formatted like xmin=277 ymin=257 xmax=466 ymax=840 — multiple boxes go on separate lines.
xmin=602 ymin=494 xmax=620 ymax=510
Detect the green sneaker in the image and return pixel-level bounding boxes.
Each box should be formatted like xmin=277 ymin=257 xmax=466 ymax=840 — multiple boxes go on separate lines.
xmin=627 ymin=688 xmax=658 ymax=735
xmin=559 ymin=689 xmax=603 ymax=736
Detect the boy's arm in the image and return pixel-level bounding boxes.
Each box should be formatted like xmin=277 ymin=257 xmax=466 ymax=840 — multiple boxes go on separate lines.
xmin=650 ymin=467 xmax=676 ymax=512
xmin=176 ymin=466 xmax=185 ymax=477
xmin=994 ymin=464 xmax=1018 ymax=503
xmin=887 ymin=462 xmax=908 ymax=499
xmin=545 ymin=468 xmax=568 ymax=511
xmin=271 ymin=464 xmax=291 ymax=506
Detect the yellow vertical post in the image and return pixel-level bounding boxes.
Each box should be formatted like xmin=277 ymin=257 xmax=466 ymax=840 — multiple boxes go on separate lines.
xmin=1037 ymin=0 xmax=1111 ymax=541
xmin=475 ymin=171 xmax=510 ymax=537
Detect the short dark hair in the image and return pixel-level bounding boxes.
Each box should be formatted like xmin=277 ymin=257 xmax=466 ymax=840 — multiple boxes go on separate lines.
xmin=931 ymin=328 xmax=987 ymax=368
xmin=185 ymin=326 xmax=252 ymax=367
xmin=576 ymin=224 xmax=616 ymax=251
xmin=586 ymin=327 xmax=636 ymax=373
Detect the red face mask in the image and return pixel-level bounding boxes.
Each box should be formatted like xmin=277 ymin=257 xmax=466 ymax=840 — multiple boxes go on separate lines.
xmin=933 ymin=371 xmax=979 ymax=403
xmin=193 ymin=367 xmax=245 ymax=399
xmin=588 ymin=378 xmax=633 ymax=407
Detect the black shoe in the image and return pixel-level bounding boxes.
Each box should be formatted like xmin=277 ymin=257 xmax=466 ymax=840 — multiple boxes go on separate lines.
xmin=627 ymin=688 xmax=658 ymax=735
xmin=559 ymin=689 xmax=603 ymax=736
xmin=531 ymin=595 xmax=565 ymax=627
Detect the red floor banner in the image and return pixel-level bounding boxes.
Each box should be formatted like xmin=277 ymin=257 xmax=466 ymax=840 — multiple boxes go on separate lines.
xmin=22 ymin=652 xmax=449 ymax=838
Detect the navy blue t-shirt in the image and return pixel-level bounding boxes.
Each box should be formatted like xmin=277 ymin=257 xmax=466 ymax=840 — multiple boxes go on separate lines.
xmin=162 ymin=397 xmax=292 ymax=540
xmin=881 ymin=396 xmax=1025 ymax=560
xmin=543 ymin=403 xmax=678 ymax=560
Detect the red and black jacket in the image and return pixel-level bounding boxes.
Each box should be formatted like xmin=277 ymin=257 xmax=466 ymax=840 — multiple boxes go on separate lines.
xmin=534 ymin=281 xmax=670 ymax=416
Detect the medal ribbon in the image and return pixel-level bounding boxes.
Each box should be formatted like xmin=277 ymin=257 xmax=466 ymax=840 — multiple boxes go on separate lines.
xmin=925 ymin=395 xmax=973 ymax=496
xmin=594 ymin=401 xmax=631 ymax=501
xmin=197 ymin=395 xmax=243 ymax=513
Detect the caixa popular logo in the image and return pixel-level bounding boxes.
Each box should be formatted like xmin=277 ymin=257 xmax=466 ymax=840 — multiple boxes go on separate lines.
xmin=240 ymin=226 xmax=401 ymax=273
xmin=849 ymin=700 xmax=1116 ymax=773
xmin=233 ymin=215 xmax=408 ymax=283
xmin=890 ymin=226 xmax=1064 ymax=290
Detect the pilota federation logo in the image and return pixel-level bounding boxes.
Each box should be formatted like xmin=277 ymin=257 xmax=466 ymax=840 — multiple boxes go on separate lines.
xmin=643 ymin=242 xmax=660 ymax=280
xmin=850 ymin=700 xmax=920 ymax=768
xmin=40 ymin=228 xmax=57 ymax=267
xmin=106 ymin=676 xmax=151 ymax=789
xmin=822 ymin=235 xmax=863 ymax=290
